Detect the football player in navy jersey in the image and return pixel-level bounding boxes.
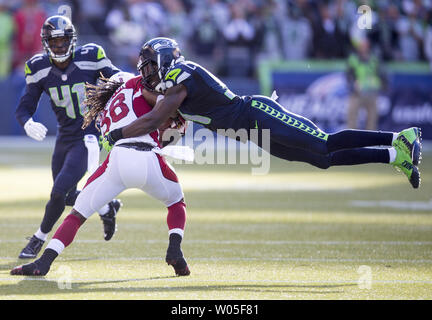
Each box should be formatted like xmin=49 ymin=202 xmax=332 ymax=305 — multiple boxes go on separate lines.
xmin=15 ymin=15 xmax=122 ymax=259
xmin=104 ymin=37 xmax=422 ymax=190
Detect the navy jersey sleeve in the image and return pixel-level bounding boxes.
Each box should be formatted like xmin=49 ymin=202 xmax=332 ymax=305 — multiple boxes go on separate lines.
xmin=96 ymin=46 xmax=120 ymax=79
xmin=163 ymin=63 xmax=194 ymax=94
xmin=82 ymin=43 xmax=120 ymax=78
xmin=15 ymin=58 xmax=47 ymax=127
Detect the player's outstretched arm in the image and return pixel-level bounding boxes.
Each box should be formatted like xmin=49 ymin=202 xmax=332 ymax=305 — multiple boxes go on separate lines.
xmin=106 ymin=84 xmax=187 ymax=147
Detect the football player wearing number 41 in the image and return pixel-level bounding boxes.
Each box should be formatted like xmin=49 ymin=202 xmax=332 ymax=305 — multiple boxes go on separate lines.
xmin=11 ymin=72 xmax=192 ymax=277
xmin=14 ymin=15 xmax=123 ymax=260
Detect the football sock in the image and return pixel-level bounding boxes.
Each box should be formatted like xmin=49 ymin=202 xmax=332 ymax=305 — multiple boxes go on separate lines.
xmin=40 ymin=192 xmax=66 ymax=234
xmin=327 ymin=130 xmax=394 ymax=153
xmin=37 ymin=248 xmax=59 ymax=271
xmin=168 ymin=233 xmax=183 ymax=250
xmin=51 ymin=214 xmax=83 ymax=249
xmin=330 ymin=148 xmax=390 ymax=166
xmin=391 ymin=133 xmax=398 ymax=144
xmin=46 ymin=238 xmax=66 ymax=255
xmin=388 ymin=147 xmax=397 ymax=163
xmin=167 ymin=200 xmax=186 ymax=238
xmin=34 ymin=228 xmax=48 ymax=241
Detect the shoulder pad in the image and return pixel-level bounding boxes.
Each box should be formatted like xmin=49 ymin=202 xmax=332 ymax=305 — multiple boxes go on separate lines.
xmin=24 ymin=54 xmax=50 ymax=76
xmin=75 ymin=43 xmax=107 ymax=62
xmin=163 ymin=62 xmax=193 ymax=88
xmin=24 ymin=54 xmax=52 ymax=84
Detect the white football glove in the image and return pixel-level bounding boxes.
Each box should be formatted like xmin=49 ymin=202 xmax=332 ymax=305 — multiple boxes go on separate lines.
xmin=23 ymin=118 xmax=48 ymax=141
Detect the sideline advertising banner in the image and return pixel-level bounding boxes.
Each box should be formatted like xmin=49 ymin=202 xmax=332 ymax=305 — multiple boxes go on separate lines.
xmin=258 ymin=61 xmax=432 ymax=140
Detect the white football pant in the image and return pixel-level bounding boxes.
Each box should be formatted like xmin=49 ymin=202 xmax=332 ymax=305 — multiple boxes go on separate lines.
xmin=74 ymin=146 xmax=184 ymax=219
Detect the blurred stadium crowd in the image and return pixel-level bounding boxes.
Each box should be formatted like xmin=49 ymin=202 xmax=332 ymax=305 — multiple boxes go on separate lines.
xmin=0 ymin=0 xmax=431 ymax=79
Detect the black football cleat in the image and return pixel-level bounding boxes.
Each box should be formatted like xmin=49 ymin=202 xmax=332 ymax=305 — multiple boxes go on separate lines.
xmin=10 ymin=260 xmax=49 ymax=276
xmin=18 ymin=235 xmax=45 ymax=259
xmin=166 ymin=247 xmax=190 ymax=276
xmin=100 ymin=199 xmax=122 ymax=241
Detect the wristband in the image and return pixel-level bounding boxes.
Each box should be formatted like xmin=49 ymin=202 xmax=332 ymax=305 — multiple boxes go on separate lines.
xmin=110 ymin=128 xmax=124 ymax=142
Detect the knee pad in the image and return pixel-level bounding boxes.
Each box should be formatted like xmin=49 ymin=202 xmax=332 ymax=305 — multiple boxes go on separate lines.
xmin=50 ymin=191 xmax=66 ymax=204
xmin=65 ymin=190 xmax=80 ymax=206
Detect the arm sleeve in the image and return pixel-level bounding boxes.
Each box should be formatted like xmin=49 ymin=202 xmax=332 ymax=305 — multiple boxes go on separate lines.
xmin=98 ymin=58 xmax=120 ymax=78
xmin=15 ymin=82 xmax=43 ymax=127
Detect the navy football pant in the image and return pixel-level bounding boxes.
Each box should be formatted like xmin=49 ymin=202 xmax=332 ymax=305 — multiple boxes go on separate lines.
xmin=40 ymin=139 xmax=88 ymax=234
xmin=248 ymin=96 xmax=392 ymax=168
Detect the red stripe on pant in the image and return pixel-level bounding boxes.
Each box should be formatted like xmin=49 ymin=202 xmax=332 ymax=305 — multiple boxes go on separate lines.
xmin=156 ymin=154 xmax=179 ymax=183
xmin=83 ymin=152 xmax=111 ymax=189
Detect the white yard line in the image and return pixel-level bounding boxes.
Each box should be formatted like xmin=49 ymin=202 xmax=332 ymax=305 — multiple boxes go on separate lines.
xmin=0 ymin=256 xmax=431 ymax=264
xmin=351 ymin=200 xmax=432 ymax=210
xmin=1 ymin=239 xmax=432 ymax=245
xmin=0 ymin=277 xmax=431 ymax=285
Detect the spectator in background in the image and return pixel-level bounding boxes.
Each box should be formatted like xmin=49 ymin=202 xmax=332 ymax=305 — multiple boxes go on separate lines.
xmin=41 ymin=0 xmax=73 ymax=17
xmin=130 ymin=0 xmax=166 ymax=40
xmin=0 ymin=0 xmax=13 ymax=78
xmin=76 ymin=0 xmax=108 ymax=36
xmin=161 ymin=0 xmax=190 ymax=47
xmin=252 ymin=0 xmax=284 ymax=61
xmin=204 ymin=0 xmax=230 ymax=32
xmin=188 ymin=10 xmax=222 ymax=72
xmin=293 ymin=0 xmax=320 ymax=27
xmin=370 ymin=3 xmax=401 ymax=61
xmin=424 ymin=11 xmax=432 ymax=69
xmin=311 ymin=1 xmax=349 ymax=59
xmin=220 ymin=0 xmax=257 ymax=77
xmin=105 ymin=0 xmax=146 ymax=72
xmin=188 ymin=0 xmax=229 ymax=72
xmin=281 ymin=0 xmax=312 ymax=60
xmin=346 ymin=37 xmax=386 ymax=130
xmin=396 ymin=0 xmax=425 ymax=61
xmin=12 ymin=0 xmax=46 ymax=71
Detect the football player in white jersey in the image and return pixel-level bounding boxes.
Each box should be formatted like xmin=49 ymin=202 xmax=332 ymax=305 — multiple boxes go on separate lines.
xmin=11 ymin=72 xmax=191 ymax=277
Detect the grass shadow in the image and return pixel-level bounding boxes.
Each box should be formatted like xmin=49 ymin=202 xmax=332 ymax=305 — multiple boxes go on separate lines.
xmin=0 ymin=277 xmax=357 ymax=297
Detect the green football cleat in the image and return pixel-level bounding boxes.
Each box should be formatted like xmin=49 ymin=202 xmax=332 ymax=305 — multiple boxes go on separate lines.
xmin=391 ymin=143 xmax=420 ymax=189
xmin=393 ymin=127 xmax=422 ymax=166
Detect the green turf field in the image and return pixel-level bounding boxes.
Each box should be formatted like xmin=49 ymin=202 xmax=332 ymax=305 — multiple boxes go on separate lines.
xmin=0 ymin=142 xmax=431 ymax=300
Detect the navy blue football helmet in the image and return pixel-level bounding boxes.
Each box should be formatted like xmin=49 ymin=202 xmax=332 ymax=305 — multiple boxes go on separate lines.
xmin=137 ymin=37 xmax=183 ymax=92
xmin=41 ymin=15 xmax=77 ymax=63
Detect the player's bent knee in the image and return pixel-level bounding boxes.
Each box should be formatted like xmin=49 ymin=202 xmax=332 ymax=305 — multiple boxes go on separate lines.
xmin=164 ymin=188 xmax=185 ymax=208
xmin=70 ymin=209 xmax=87 ymax=225
xmin=312 ymin=156 xmax=331 ymax=170
xmin=72 ymin=192 xmax=97 ymax=219
xmin=316 ymin=163 xmax=330 ymax=170
xmin=50 ymin=191 xmax=66 ymax=203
